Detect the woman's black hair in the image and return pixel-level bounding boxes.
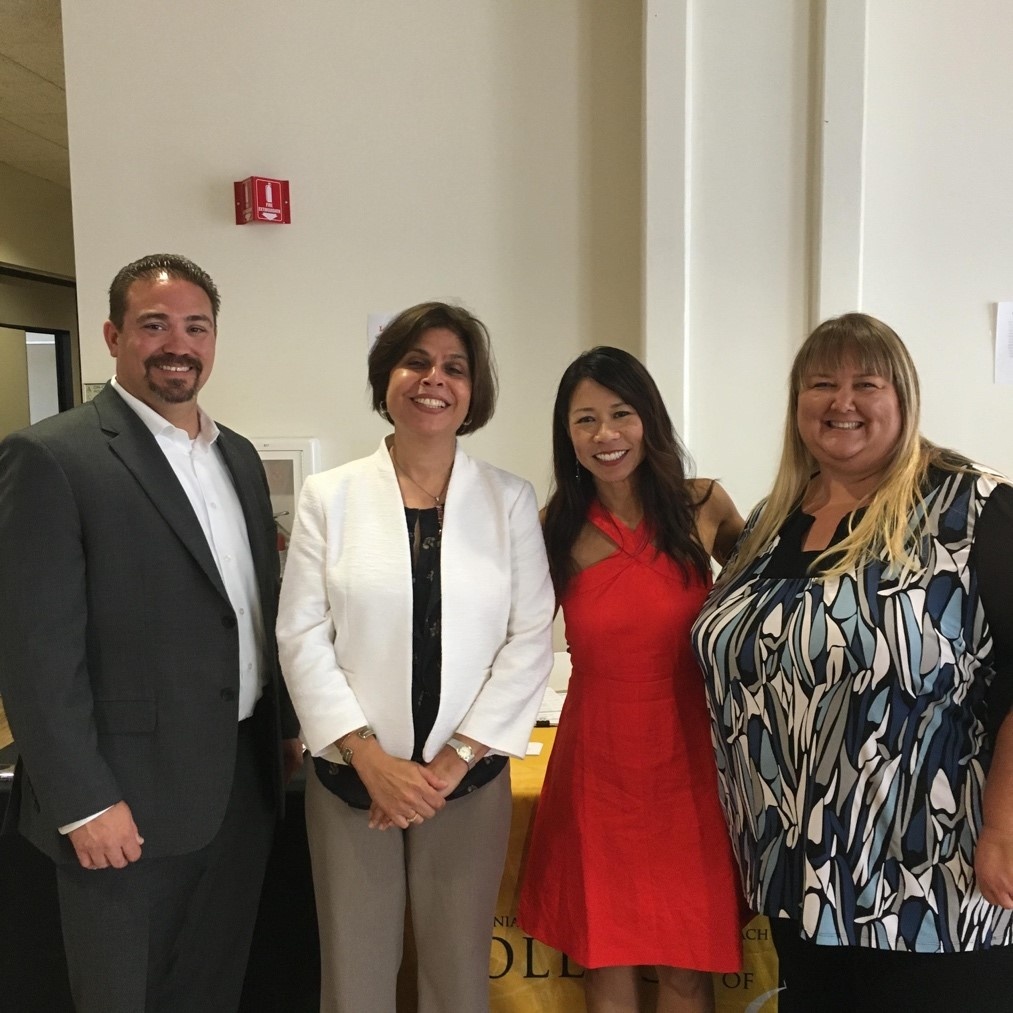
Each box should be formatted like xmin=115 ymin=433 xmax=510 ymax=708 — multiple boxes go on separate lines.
xmin=543 ymin=346 xmax=710 ymax=597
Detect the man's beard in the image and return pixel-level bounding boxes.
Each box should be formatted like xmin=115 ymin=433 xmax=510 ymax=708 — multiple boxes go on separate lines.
xmin=145 ymin=354 xmax=202 ymax=404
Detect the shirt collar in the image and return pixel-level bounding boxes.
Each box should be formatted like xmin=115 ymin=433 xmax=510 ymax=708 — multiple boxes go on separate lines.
xmin=110 ymin=376 xmax=220 ymax=450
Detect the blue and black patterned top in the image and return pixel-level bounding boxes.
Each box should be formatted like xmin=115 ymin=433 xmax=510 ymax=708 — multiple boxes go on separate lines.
xmin=691 ymin=468 xmax=1013 ymax=952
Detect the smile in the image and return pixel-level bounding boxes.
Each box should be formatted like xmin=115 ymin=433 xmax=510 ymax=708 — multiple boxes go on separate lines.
xmin=146 ymin=354 xmax=201 ymax=376
xmin=594 ymin=450 xmax=628 ymax=462
xmin=826 ymin=421 xmax=861 ymax=429
xmin=413 ymin=397 xmax=449 ymax=409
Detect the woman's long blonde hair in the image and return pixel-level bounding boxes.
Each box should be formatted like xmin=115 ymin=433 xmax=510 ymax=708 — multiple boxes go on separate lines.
xmin=722 ymin=313 xmax=960 ymax=582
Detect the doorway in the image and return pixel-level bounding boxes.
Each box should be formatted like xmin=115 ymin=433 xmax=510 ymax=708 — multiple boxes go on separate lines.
xmin=0 ymin=324 xmax=75 ymax=440
xmin=0 ymin=266 xmax=79 ymax=441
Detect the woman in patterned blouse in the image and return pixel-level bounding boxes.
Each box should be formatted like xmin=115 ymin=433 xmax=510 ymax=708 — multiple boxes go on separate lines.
xmin=691 ymin=313 xmax=1013 ymax=1012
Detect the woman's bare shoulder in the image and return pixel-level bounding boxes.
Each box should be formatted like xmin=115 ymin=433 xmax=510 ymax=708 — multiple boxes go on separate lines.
xmin=691 ymin=479 xmax=744 ymax=564
xmin=691 ymin=477 xmax=734 ymax=511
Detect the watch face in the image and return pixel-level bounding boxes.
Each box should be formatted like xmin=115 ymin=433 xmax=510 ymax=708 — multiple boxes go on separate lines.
xmin=457 ymin=745 xmax=475 ymax=763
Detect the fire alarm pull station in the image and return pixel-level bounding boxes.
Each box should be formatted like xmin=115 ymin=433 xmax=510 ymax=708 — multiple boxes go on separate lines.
xmin=234 ymin=176 xmax=291 ymax=224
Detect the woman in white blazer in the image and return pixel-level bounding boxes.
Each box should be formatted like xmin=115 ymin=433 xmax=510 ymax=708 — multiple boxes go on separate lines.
xmin=276 ymin=302 xmax=554 ymax=1013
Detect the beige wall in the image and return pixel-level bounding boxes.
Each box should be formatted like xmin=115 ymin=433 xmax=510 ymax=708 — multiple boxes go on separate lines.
xmin=0 ymin=327 xmax=30 ymax=439
xmin=61 ymin=0 xmax=642 ymax=495
xmin=0 ymin=163 xmax=75 ymax=278
xmin=0 ymin=156 xmax=78 ymax=417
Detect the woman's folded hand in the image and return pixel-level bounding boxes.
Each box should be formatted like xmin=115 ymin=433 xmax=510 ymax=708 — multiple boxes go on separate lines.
xmin=351 ymin=740 xmax=447 ymax=830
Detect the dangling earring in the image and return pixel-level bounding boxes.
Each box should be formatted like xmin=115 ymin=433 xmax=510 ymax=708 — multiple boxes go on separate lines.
xmin=574 ymin=460 xmax=582 ymax=481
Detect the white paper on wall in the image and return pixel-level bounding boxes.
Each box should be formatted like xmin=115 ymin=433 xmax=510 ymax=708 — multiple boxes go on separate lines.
xmin=995 ymin=302 xmax=1013 ymax=384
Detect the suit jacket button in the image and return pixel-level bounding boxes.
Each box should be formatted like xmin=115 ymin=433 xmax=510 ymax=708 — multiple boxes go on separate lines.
xmin=222 ymin=614 xmax=237 ymax=628
xmin=221 ymin=688 xmax=236 ymax=702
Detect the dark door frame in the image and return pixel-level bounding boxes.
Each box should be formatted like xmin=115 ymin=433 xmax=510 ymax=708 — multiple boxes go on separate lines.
xmin=0 ymin=263 xmax=78 ymax=412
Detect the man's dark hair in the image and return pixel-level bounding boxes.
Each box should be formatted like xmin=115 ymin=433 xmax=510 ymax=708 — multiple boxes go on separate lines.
xmin=108 ymin=254 xmax=221 ymax=328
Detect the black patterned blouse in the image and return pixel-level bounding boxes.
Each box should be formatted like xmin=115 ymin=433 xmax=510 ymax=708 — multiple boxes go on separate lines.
xmin=408 ymin=507 xmax=443 ymax=759
xmin=691 ymin=468 xmax=1013 ymax=952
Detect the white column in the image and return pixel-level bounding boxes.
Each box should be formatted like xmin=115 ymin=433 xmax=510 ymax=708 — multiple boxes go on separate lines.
xmin=812 ymin=0 xmax=869 ymax=323
xmin=642 ymin=0 xmax=691 ymax=437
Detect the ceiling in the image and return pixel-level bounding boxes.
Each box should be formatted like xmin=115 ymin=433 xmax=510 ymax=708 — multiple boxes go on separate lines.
xmin=0 ymin=0 xmax=69 ymax=189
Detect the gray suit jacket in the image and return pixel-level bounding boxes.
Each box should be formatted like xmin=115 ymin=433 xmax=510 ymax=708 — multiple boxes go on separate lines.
xmin=0 ymin=384 xmax=297 ymax=863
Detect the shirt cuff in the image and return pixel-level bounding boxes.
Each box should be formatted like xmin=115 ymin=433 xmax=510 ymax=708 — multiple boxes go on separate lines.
xmin=59 ymin=806 xmax=114 ymax=834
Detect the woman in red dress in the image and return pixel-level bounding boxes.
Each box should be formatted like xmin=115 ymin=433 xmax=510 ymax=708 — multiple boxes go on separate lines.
xmin=518 ymin=347 xmax=744 ymax=1012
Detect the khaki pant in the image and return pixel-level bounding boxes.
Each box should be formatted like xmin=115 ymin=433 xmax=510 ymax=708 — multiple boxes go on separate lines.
xmin=305 ymin=762 xmax=512 ymax=1013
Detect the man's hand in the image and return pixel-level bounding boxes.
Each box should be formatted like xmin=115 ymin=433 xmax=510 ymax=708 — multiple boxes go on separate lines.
xmin=67 ymin=800 xmax=144 ymax=870
xmin=282 ymin=737 xmax=305 ymax=784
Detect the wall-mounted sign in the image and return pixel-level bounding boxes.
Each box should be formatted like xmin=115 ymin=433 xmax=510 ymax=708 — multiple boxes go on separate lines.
xmin=234 ymin=176 xmax=292 ymax=224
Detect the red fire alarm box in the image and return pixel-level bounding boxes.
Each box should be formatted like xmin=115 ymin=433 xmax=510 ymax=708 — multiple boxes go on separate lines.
xmin=234 ymin=176 xmax=291 ymax=224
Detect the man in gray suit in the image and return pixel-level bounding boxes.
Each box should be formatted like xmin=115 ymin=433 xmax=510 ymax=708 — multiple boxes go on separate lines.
xmin=0 ymin=254 xmax=302 ymax=1012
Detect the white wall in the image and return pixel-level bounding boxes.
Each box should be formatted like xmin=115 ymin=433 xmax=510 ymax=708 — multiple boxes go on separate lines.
xmin=643 ymin=0 xmax=812 ymax=515
xmin=684 ymin=0 xmax=812 ymax=510
xmin=644 ymin=0 xmax=1013 ymax=519
xmin=61 ymin=0 xmax=642 ymax=496
xmin=27 ymin=335 xmax=60 ymax=423
xmin=861 ymin=0 xmax=1013 ymax=475
xmin=59 ymin=0 xmax=1013 ymax=507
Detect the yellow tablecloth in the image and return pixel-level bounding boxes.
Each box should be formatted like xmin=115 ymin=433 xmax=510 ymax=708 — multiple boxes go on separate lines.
xmin=490 ymin=727 xmax=780 ymax=1012
xmin=0 ymin=701 xmax=11 ymax=750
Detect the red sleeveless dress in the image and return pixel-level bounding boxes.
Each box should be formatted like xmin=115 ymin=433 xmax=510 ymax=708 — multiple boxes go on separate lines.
xmin=517 ymin=501 xmax=742 ymax=970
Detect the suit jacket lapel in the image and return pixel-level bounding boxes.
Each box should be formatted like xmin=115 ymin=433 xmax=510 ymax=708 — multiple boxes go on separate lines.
xmin=215 ymin=429 xmax=276 ymax=606
xmin=92 ymin=385 xmax=230 ymax=602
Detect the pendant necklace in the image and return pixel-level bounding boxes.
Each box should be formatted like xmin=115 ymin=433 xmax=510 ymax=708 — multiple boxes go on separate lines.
xmin=390 ymin=447 xmax=452 ymax=530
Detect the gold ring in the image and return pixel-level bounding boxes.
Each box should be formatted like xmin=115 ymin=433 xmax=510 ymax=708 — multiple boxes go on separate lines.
xmin=407 ymin=812 xmax=420 ymax=824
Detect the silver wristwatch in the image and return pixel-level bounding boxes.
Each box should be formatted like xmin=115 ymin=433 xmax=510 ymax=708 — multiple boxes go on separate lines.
xmin=447 ymin=736 xmax=477 ymax=769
